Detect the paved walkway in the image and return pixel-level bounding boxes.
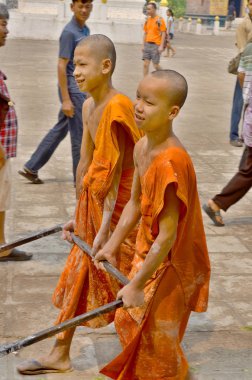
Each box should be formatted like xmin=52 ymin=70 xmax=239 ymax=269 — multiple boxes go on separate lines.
xmin=0 ymin=32 xmax=251 ymax=380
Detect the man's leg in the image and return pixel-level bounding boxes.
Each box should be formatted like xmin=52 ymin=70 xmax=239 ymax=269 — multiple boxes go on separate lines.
xmin=23 ymin=109 xmax=69 ymax=176
xmin=68 ymin=92 xmax=86 ymax=184
xmin=143 ymin=59 xmax=151 ymax=76
xmin=212 ymin=146 xmax=252 ymax=210
xmin=152 ymin=45 xmax=162 ymax=72
xmin=205 ymin=146 xmax=252 ymax=225
xmin=230 ymin=79 xmax=243 ymax=144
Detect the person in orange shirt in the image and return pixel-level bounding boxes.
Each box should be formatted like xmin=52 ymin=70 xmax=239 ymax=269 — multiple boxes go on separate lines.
xmin=142 ymin=2 xmax=166 ymax=76
xmin=17 ymin=34 xmax=142 ymax=376
xmin=96 ymin=70 xmax=211 ymax=379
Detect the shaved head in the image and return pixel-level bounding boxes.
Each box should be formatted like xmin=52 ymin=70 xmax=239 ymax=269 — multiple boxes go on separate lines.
xmin=151 ymin=70 xmax=188 ymax=108
xmin=77 ymin=34 xmax=116 ymax=74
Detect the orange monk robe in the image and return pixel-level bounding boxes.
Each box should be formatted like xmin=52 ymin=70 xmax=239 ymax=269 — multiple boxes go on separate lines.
xmin=52 ymin=94 xmax=142 ymax=337
xmin=101 ymin=146 xmax=211 ymax=380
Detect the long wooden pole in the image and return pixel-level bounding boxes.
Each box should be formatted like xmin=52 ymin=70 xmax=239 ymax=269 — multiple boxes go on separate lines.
xmin=0 ymin=235 xmax=129 ymax=357
xmin=0 ymin=224 xmax=64 ymax=253
xmin=0 ymin=300 xmax=123 ymax=357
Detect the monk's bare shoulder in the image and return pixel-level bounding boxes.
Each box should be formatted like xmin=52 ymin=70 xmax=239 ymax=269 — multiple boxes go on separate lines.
xmin=82 ymin=97 xmax=94 ymax=120
xmin=134 ymin=136 xmax=146 ymax=165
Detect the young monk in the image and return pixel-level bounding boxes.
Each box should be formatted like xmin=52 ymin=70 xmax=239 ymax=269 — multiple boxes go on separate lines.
xmin=17 ymin=34 xmax=142 ymax=375
xmin=95 ymin=70 xmax=211 ymax=379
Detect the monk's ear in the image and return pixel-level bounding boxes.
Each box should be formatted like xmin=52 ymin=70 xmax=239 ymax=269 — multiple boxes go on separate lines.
xmin=168 ymin=105 xmax=180 ymax=120
xmin=102 ymin=58 xmax=112 ymax=75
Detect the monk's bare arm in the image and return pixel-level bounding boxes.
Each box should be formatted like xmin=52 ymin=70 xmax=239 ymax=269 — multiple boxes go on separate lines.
xmin=92 ymin=126 xmax=129 ymax=255
xmin=94 ymin=154 xmax=142 ymax=264
xmin=76 ymin=99 xmax=94 ymax=199
xmin=117 ymin=184 xmax=180 ymax=308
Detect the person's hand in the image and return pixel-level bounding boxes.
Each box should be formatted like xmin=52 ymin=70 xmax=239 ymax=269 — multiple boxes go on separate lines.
xmin=93 ymin=242 xmax=118 ymax=270
xmin=117 ymin=283 xmax=145 ymax=309
xmin=91 ymin=229 xmax=110 ymax=257
xmin=158 ymin=45 xmax=164 ymax=54
xmin=62 ymin=219 xmax=76 ymax=243
xmin=62 ymin=99 xmax=75 ymax=118
xmin=0 ymin=156 xmax=6 ymax=170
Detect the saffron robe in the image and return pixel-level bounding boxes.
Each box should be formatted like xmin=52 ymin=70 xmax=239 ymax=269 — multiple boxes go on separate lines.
xmin=101 ymin=146 xmax=211 ymax=380
xmin=52 ymin=94 xmax=142 ymax=337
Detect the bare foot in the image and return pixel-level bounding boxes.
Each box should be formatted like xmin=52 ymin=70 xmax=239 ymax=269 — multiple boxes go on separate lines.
xmin=17 ymin=355 xmax=72 ymax=375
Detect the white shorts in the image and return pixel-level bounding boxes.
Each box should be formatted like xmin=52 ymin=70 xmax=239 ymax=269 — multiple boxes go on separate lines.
xmin=0 ymin=159 xmax=11 ymax=211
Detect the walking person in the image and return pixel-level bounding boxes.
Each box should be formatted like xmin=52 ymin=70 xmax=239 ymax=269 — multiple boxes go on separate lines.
xmin=142 ymin=1 xmax=166 ymax=76
xmin=203 ymin=39 xmax=252 ymax=226
xmin=18 ymin=0 xmax=93 ymax=185
xmin=229 ymin=0 xmax=252 ymax=147
xmin=225 ymin=1 xmax=236 ymax=30
xmin=164 ymin=8 xmax=176 ymax=57
xmin=0 ymin=3 xmax=32 ymax=261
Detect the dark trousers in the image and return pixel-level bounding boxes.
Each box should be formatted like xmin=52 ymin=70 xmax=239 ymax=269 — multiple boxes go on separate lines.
xmin=25 ymin=90 xmax=86 ymax=183
xmin=213 ymin=146 xmax=252 ymax=211
xmin=229 ymin=79 xmax=243 ymax=141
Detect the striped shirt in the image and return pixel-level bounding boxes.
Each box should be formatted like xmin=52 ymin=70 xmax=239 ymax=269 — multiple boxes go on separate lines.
xmin=238 ymin=43 xmax=252 ymax=147
xmin=0 ymin=71 xmax=18 ymax=159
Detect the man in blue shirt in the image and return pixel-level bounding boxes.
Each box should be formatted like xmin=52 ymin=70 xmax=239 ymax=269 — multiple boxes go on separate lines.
xmin=18 ymin=0 xmax=93 ymax=185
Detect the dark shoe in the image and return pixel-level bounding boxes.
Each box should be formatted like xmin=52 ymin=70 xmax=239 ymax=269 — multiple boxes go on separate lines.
xmin=230 ymin=139 xmax=243 ymax=147
xmin=18 ymin=168 xmax=44 ymax=184
xmin=202 ymin=204 xmax=225 ymax=227
xmin=0 ymin=248 xmax=32 ymax=261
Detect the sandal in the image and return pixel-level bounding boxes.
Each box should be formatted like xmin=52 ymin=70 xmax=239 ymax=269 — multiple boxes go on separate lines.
xmin=18 ymin=168 xmax=44 ymax=184
xmin=0 ymin=248 xmax=32 ymax=261
xmin=202 ymin=204 xmax=225 ymax=227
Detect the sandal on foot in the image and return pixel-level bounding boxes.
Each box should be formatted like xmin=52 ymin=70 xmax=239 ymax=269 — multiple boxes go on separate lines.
xmin=202 ymin=204 xmax=225 ymax=227
xmin=17 ymin=359 xmax=73 ymax=375
xmin=18 ymin=168 xmax=44 ymax=184
xmin=0 ymin=249 xmax=32 ymax=262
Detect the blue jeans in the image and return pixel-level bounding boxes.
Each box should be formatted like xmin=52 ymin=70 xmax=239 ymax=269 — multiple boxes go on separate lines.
xmin=25 ymin=91 xmax=85 ymax=183
xmin=230 ymin=78 xmax=243 ymax=141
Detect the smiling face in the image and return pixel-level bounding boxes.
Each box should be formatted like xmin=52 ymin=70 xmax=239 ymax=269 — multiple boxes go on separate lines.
xmin=134 ymin=75 xmax=179 ymax=132
xmin=73 ymin=44 xmax=105 ymax=93
xmin=0 ymin=18 xmax=8 ymax=47
xmin=71 ymin=0 xmax=93 ymax=26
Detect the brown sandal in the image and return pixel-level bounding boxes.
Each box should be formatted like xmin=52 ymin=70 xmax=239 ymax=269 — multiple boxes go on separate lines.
xmin=203 ymin=204 xmax=225 ymax=227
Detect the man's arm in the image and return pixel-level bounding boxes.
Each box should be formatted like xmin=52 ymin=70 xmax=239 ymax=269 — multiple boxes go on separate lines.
xmin=236 ymin=20 xmax=248 ymax=52
xmin=76 ymin=98 xmax=94 ymax=199
xmin=58 ymin=57 xmax=74 ymax=118
xmin=238 ymin=71 xmax=245 ymax=87
xmin=0 ymin=142 xmax=6 ymax=170
xmin=117 ymin=183 xmax=180 ymax=308
xmin=94 ymin=154 xmax=142 ymax=266
xmin=159 ymin=31 xmax=166 ymax=52
xmin=142 ymin=31 xmax=147 ymax=51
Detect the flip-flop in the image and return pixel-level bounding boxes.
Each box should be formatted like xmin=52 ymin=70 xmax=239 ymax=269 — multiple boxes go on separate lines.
xmin=17 ymin=359 xmax=73 ymax=375
xmin=0 ymin=249 xmax=33 ymax=262
xmin=202 ymin=204 xmax=225 ymax=227
xmin=18 ymin=169 xmax=44 ymax=184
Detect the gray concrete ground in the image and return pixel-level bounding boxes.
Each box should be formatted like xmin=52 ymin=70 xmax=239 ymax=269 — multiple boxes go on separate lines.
xmin=0 ymin=32 xmax=251 ymax=380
